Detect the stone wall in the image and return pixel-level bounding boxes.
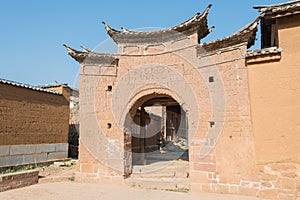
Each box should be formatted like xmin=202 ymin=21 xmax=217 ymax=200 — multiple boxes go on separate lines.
xmin=0 ymin=83 xmax=69 ymax=167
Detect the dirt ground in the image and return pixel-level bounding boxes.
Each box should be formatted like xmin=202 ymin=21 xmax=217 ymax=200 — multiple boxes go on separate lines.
xmin=0 ymin=182 xmax=265 ymax=200
xmin=0 ymin=163 xmax=265 ymax=200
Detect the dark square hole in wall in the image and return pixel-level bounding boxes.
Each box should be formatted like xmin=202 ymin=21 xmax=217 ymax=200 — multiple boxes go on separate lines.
xmin=209 ymin=76 xmax=214 ymax=83
xmin=209 ymin=121 xmax=215 ymax=128
xmin=107 ymin=123 xmax=112 ymax=129
xmin=107 ymin=85 xmax=112 ymax=92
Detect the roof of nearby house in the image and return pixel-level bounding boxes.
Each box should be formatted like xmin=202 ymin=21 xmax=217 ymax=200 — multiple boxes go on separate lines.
xmin=0 ymin=78 xmax=62 ymax=95
xmin=40 ymin=83 xmax=79 ymax=93
xmin=246 ymin=46 xmax=283 ymax=58
xmin=254 ymin=0 xmax=300 ymax=18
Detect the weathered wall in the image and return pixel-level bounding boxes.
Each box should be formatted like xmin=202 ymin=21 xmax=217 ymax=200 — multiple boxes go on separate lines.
xmin=0 ymin=170 xmax=39 ymax=192
xmin=248 ymin=14 xmax=300 ymax=165
xmin=191 ymin=44 xmax=260 ymax=196
xmin=0 ymin=83 xmax=69 ymax=167
xmin=246 ymin=14 xmax=300 ymax=199
xmin=76 ymin=38 xmax=257 ymax=192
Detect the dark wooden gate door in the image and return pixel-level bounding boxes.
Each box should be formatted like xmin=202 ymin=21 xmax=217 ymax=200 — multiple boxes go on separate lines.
xmin=123 ymin=130 xmax=132 ymax=178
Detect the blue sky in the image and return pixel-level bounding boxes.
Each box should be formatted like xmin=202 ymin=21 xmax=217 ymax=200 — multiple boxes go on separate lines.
xmin=0 ymin=0 xmax=288 ymax=88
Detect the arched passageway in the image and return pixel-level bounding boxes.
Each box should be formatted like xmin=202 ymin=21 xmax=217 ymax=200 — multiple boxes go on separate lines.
xmin=124 ymin=94 xmax=189 ymax=177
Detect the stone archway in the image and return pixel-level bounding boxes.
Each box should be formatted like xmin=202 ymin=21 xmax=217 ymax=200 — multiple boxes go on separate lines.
xmin=123 ymin=89 xmax=190 ymax=179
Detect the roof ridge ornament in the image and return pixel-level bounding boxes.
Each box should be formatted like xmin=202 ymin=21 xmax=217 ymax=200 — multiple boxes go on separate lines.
xmin=81 ymin=45 xmax=92 ymax=52
xmin=121 ymin=27 xmax=131 ymax=33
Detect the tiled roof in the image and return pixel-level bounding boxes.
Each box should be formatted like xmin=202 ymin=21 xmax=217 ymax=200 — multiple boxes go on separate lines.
xmin=254 ymin=0 xmax=300 ymax=18
xmin=0 ymin=78 xmax=62 ymax=95
xmin=102 ymin=4 xmax=212 ymax=44
xmin=199 ymin=17 xmax=260 ymax=53
xmin=63 ymin=44 xmax=118 ymax=64
xmin=39 ymin=83 xmax=68 ymax=88
xmin=246 ymin=47 xmax=283 ymax=58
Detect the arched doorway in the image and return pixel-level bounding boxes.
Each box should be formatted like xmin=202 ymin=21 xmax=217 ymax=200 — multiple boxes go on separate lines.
xmin=124 ymin=94 xmax=189 ymax=178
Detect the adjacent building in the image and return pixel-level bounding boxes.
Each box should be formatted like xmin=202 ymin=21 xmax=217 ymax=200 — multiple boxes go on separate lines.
xmin=0 ymin=79 xmax=70 ymax=168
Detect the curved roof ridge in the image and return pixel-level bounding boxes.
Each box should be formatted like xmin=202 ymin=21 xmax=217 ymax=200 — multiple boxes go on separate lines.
xmin=63 ymin=44 xmax=118 ymax=63
xmin=110 ymin=4 xmax=212 ymax=34
xmin=253 ymin=0 xmax=299 ymax=10
xmin=102 ymin=4 xmax=212 ymax=44
xmin=253 ymin=0 xmax=300 ymax=18
xmin=201 ymin=17 xmax=260 ymax=52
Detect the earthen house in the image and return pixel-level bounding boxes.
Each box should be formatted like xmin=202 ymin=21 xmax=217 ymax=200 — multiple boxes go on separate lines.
xmin=65 ymin=1 xmax=300 ymax=199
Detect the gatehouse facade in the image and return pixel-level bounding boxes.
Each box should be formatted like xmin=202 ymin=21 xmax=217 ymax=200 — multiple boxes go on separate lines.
xmin=65 ymin=1 xmax=300 ymax=199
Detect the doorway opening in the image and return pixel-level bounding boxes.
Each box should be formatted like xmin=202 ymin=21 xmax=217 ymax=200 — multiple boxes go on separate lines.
xmin=124 ymin=94 xmax=189 ymax=177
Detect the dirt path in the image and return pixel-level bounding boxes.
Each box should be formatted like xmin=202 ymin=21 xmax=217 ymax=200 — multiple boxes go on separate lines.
xmin=0 ymin=164 xmax=265 ymax=200
xmin=0 ymin=182 xmax=265 ymax=200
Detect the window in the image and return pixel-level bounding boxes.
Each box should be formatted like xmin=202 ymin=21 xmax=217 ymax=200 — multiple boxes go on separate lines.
xmin=261 ymin=18 xmax=278 ymax=48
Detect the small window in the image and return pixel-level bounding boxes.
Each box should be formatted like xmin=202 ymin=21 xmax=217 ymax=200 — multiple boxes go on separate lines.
xmin=261 ymin=18 xmax=278 ymax=48
xmin=107 ymin=85 xmax=112 ymax=92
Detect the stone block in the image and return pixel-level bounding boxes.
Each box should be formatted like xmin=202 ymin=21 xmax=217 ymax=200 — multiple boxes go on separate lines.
xmin=219 ymin=174 xmax=241 ymax=185
xmin=47 ymin=151 xmax=67 ymax=160
xmin=4 ymin=155 xmax=24 ymax=166
xmin=258 ymin=189 xmax=278 ymax=199
xmin=190 ymin=183 xmax=202 ymax=192
xmin=55 ymin=143 xmax=68 ymax=152
xmin=35 ymin=144 xmax=55 ymax=153
xmin=228 ymin=185 xmax=239 ymax=194
xmin=239 ymin=186 xmax=259 ymax=197
xmin=10 ymin=145 xmax=35 ymax=156
xmin=280 ymin=177 xmax=296 ymax=190
xmin=261 ymin=173 xmax=278 ymax=181
xmin=0 ymin=146 xmax=10 ymax=156
xmin=80 ymin=163 xmax=93 ymax=173
xmin=217 ymin=184 xmax=230 ymax=194
xmin=23 ymin=153 xmax=47 ymax=164
xmin=190 ymin=171 xmax=209 ymax=183
xmin=193 ymin=163 xmax=216 ymax=172
xmin=0 ymin=156 xmax=11 ymax=166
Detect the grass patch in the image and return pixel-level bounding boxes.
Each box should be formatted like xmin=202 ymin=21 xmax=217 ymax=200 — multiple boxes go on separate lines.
xmin=68 ymin=176 xmax=75 ymax=181
xmin=165 ymin=188 xmax=189 ymax=193
xmin=0 ymin=165 xmax=35 ymax=175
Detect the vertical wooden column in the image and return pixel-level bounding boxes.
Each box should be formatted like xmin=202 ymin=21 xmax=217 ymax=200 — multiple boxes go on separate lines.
xmin=140 ymin=106 xmax=146 ymax=165
xmin=161 ymin=105 xmax=167 ymax=141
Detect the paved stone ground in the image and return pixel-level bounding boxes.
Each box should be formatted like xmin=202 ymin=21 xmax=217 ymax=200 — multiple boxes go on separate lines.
xmin=0 ymin=182 xmax=266 ymax=200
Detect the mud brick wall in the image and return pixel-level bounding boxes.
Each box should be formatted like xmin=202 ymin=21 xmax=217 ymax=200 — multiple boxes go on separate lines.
xmin=0 ymin=83 xmax=69 ymax=167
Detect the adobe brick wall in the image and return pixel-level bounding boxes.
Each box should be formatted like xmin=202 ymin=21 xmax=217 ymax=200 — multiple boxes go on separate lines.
xmin=248 ymin=14 xmax=300 ymax=165
xmin=0 ymin=83 xmax=69 ymax=167
xmin=0 ymin=83 xmax=69 ymax=145
xmin=246 ymin=14 xmax=300 ymax=199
